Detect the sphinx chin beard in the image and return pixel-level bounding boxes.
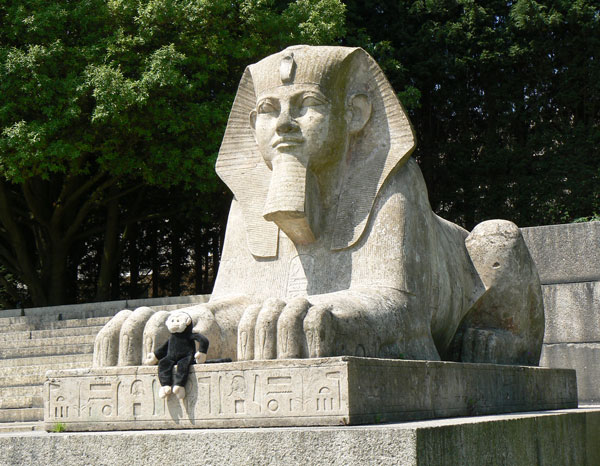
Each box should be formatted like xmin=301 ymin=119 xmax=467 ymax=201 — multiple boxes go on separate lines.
xmin=262 ymin=154 xmax=322 ymax=245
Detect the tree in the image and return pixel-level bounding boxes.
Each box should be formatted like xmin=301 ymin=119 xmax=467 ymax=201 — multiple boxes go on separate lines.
xmin=0 ymin=0 xmax=346 ymax=307
xmin=343 ymin=0 xmax=600 ymax=229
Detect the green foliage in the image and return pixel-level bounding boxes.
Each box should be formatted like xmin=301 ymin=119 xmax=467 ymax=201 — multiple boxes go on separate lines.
xmin=573 ymin=214 xmax=600 ymax=223
xmin=0 ymin=0 xmax=346 ymax=190
xmin=0 ymin=0 xmax=346 ymax=306
xmin=344 ymin=0 xmax=600 ymax=228
xmin=51 ymin=422 xmax=66 ymax=433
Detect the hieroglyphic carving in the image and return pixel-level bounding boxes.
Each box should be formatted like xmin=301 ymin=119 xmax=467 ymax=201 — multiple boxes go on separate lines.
xmin=45 ymin=362 xmax=347 ymax=428
xmin=80 ymin=380 xmax=120 ymax=418
xmin=286 ymin=255 xmax=314 ymax=297
xmin=44 ymin=358 xmax=577 ymax=431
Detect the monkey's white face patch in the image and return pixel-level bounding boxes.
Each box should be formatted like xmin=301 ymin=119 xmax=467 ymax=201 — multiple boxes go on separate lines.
xmin=166 ymin=312 xmax=192 ymax=333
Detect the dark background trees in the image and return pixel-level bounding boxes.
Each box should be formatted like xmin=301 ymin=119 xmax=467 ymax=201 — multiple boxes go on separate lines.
xmin=0 ymin=0 xmax=598 ymax=309
xmin=344 ymin=0 xmax=600 ymax=227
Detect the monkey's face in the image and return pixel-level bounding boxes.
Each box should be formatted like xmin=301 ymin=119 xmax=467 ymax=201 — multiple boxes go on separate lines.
xmin=165 ymin=312 xmax=192 ymax=334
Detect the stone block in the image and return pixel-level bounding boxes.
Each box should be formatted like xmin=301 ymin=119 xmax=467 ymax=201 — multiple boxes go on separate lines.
xmin=541 ymin=343 xmax=600 ymax=404
xmin=9 ymin=409 xmax=600 ymax=465
xmin=44 ymin=357 xmax=576 ymax=432
xmin=542 ymin=281 xmax=600 ymax=344
xmin=521 ymin=222 xmax=600 ymax=285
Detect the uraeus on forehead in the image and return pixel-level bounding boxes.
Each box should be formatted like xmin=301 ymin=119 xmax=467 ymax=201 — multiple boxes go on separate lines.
xmin=249 ymin=45 xmax=358 ymax=98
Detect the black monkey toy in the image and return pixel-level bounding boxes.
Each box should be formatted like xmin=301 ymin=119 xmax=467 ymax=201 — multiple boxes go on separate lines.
xmin=144 ymin=310 xmax=209 ymax=400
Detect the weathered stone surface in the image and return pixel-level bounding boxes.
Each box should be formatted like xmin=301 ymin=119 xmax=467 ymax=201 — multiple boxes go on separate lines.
xmin=541 ymin=343 xmax=600 ymax=404
xmin=542 ymin=282 xmax=600 ymax=344
xmin=521 ymin=222 xmax=600 ymax=285
xmin=457 ymin=220 xmax=544 ymax=364
xmin=0 ymin=325 xmax=103 ymax=343
xmin=44 ymin=357 xmax=576 ymax=432
xmin=6 ymin=409 xmax=598 ymax=466
xmin=98 ymin=46 xmax=544 ymax=369
xmin=0 ymin=295 xmax=210 ymax=319
xmin=0 ymin=353 xmax=91 ymax=368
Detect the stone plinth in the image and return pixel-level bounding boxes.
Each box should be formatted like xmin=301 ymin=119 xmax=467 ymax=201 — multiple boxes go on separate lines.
xmin=9 ymin=409 xmax=600 ymax=466
xmin=45 ymin=357 xmax=577 ymax=432
xmin=541 ymin=344 xmax=600 ymax=404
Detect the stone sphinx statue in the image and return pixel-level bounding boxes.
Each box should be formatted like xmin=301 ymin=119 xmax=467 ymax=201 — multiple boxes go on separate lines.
xmin=94 ymin=46 xmax=544 ymax=368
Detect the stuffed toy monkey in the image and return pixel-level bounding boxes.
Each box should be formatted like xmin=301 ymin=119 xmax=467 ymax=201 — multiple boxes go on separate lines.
xmin=144 ymin=311 xmax=209 ymax=400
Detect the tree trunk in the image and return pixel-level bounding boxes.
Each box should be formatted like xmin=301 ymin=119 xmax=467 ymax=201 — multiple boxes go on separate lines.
xmin=128 ymin=222 xmax=140 ymax=298
xmin=150 ymin=226 xmax=160 ymax=297
xmin=170 ymin=219 xmax=183 ymax=296
xmin=96 ymin=192 xmax=120 ymax=301
xmin=46 ymin=243 xmax=69 ymax=306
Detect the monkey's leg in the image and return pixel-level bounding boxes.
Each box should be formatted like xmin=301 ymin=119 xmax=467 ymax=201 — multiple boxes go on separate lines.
xmin=173 ymin=354 xmax=194 ymax=388
xmin=158 ymin=357 xmax=176 ymax=387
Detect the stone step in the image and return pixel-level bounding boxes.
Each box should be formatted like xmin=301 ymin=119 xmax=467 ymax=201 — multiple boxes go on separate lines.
xmin=0 ymin=295 xmax=208 ymax=321
xmin=0 ymin=421 xmax=43 ymax=433
xmin=0 ymin=361 xmax=90 ymax=378
xmin=0 ymin=307 xmax=122 ymax=325
xmin=0 ymin=325 xmax=104 ymax=343
xmin=0 ymin=353 xmax=92 ymax=368
xmin=0 ymin=373 xmax=47 ymax=388
xmin=0 ymin=316 xmax=112 ymax=332
xmin=0 ymin=407 xmax=42 ymax=423
xmin=0 ymin=385 xmax=43 ymax=398
xmin=0 ymin=334 xmax=96 ymax=349
xmin=0 ymin=395 xmax=43 ymax=409
xmin=0 ymin=343 xmax=93 ymax=359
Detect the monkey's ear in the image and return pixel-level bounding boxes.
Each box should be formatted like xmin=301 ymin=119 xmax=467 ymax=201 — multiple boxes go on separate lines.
xmin=345 ymin=93 xmax=372 ymax=135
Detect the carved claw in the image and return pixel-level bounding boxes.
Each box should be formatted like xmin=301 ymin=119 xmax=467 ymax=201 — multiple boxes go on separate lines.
xmin=303 ymin=305 xmax=334 ymax=358
xmin=461 ymin=328 xmax=501 ymax=364
xmin=144 ymin=353 xmax=158 ymax=366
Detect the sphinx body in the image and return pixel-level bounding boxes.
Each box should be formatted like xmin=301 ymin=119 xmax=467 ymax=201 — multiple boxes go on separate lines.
xmin=93 ymin=46 xmax=544 ymax=368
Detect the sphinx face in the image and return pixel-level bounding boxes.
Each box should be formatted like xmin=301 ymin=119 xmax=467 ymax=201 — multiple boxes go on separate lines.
xmin=250 ymin=83 xmax=348 ymax=244
xmin=252 ymin=84 xmax=345 ymax=170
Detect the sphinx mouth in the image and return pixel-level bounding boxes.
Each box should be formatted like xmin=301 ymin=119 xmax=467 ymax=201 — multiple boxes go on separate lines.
xmin=272 ymin=137 xmax=304 ymax=149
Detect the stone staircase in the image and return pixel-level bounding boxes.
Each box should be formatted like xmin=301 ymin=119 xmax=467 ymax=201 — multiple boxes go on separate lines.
xmin=0 ymin=314 xmax=109 ymax=432
xmin=0 ymin=295 xmax=209 ymax=433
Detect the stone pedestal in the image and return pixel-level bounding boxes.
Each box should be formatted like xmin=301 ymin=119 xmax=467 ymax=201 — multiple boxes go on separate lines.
xmin=45 ymin=357 xmax=576 ymax=432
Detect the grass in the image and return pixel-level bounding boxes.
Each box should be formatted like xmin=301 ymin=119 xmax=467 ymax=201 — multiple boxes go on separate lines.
xmin=51 ymin=422 xmax=66 ymax=433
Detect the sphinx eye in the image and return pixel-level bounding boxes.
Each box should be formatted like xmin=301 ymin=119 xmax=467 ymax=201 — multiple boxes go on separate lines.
xmin=257 ymin=99 xmax=278 ymax=114
xmin=301 ymin=95 xmax=327 ymax=107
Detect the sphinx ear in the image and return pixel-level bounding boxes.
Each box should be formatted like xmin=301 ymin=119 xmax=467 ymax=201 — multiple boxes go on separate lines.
xmin=345 ymin=93 xmax=372 ymax=135
xmin=249 ymin=109 xmax=257 ymax=135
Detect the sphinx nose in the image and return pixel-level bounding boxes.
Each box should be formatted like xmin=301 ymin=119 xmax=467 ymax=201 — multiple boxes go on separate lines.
xmin=276 ymin=108 xmax=299 ymax=133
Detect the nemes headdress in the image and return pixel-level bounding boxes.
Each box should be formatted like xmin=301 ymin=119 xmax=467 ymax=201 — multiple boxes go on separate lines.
xmin=216 ymin=46 xmax=416 ymax=257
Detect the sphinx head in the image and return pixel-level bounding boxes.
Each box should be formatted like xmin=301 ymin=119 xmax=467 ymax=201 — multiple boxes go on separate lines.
xmin=216 ymin=46 xmax=415 ymax=257
xmin=248 ymin=47 xmax=372 ymax=244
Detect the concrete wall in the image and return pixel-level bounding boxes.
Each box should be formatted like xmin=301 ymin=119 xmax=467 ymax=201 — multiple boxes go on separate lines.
xmin=522 ymin=221 xmax=600 ymax=403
